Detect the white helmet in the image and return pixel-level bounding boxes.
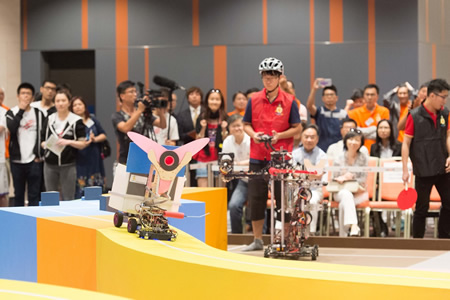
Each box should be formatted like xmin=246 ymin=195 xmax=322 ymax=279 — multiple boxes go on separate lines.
xmin=259 ymin=57 xmax=284 ymax=75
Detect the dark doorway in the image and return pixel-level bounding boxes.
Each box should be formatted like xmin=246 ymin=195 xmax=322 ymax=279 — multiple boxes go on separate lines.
xmin=42 ymin=50 xmax=95 ymax=113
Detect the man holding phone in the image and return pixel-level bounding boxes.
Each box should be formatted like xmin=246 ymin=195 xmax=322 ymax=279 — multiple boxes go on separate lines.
xmin=306 ymin=77 xmax=347 ymax=151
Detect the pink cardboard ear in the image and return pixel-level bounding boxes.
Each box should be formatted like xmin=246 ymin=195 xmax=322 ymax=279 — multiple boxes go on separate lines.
xmin=173 ymin=138 xmax=209 ymax=158
xmin=127 ymin=132 xmax=167 ymax=159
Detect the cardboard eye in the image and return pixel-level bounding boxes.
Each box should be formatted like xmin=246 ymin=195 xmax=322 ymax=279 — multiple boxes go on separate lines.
xmin=159 ymin=151 xmax=179 ymax=171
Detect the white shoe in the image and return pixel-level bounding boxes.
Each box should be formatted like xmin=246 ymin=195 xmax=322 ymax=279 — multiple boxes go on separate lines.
xmin=349 ymin=224 xmax=360 ymax=236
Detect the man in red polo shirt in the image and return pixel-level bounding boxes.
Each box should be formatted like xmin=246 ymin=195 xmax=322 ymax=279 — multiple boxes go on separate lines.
xmin=242 ymin=57 xmax=302 ymax=251
xmin=402 ymin=78 xmax=450 ymax=239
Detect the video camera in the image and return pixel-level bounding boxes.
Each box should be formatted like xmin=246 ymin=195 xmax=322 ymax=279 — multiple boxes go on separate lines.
xmin=135 ymin=82 xmax=169 ymax=112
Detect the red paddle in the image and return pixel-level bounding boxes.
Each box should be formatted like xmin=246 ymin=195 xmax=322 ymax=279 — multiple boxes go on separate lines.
xmin=397 ymin=183 xmax=418 ymax=210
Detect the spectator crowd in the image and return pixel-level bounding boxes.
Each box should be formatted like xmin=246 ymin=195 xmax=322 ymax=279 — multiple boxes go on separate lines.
xmin=1 ymin=56 xmax=449 ymax=242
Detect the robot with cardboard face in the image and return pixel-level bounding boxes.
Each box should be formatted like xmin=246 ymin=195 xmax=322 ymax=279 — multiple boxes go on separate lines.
xmin=109 ymin=132 xmax=209 ymax=240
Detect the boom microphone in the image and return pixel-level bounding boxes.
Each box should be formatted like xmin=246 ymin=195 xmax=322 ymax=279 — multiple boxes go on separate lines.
xmin=153 ymin=75 xmax=185 ymax=91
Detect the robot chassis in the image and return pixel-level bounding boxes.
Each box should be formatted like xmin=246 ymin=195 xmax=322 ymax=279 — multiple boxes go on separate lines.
xmin=113 ymin=195 xmax=178 ymax=241
xmin=219 ymin=136 xmax=326 ymax=260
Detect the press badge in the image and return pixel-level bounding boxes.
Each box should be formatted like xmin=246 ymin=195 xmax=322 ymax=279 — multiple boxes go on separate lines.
xmin=440 ymin=115 xmax=446 ymax=127
xmin=365 ymin=117 xmax=374 ymax=127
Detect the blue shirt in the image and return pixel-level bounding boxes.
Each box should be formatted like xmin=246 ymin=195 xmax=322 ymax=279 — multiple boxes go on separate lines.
xmin=312 ymin=106 xmax=347 ymax=152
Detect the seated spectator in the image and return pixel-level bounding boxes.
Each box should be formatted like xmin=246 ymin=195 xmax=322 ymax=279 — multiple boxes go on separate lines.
xmin=292 ymin=124 xmax=327 ymax=235
xmin=369 ymin=118 xmax=401 ymax=237
xmin=227 ymin=91 xmax=248 ymax=117
xmin=195 ymin=88 xmax=228 ymax=187
xmin=332 ymin=129 xmax=368 ymax=237
xmin=306 ymin=78 xmax=347 ymax=152
xmin=348 ymin=84 xmax=389 ymax=152
xmin=383 ymin=82 xmax=414 ymax=141
xmin=370 ymin=119 xmax=401 ymax=158
xmin=222 ymin=114 xmax=250 ymax=233
xmin=327 ymin=118 xmax=368 ymax=161
xmin=344 ymin=88 xmax=365 ymax=112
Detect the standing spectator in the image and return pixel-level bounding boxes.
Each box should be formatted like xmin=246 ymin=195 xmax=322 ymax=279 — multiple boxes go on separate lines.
xmin=111 ymin=80 xmax=166 ymax=165
xmin=344 ymin=89 xmax=365 ymax=112
xmin=6 ymin=83 xmax=46 ymax=206
xmin=0 ymin=102 xmax=8 ymax=206
xmin=242 ymin=57 xmax=301 ymax=251
xmin=292 ymin=124 xmax=327 ymax=235
xmin=402 ymin=78 xmax=450 ymax=239
xmin=327 ymin=118 xmax=369 ymax=161
xmin=398 ymin=82 xmax=428 ymax=137
xmin=42 ymin=89 xmax=88 ymax=200
xmin=280 ymin=77 xmax=308 ymax=122
xmin=280 ymin=76 xmax=307 ymax=148
xmin=177 ymin=87 xmax=203 ymax=146
xmin=31 ymin=80 xmax=57 ymax=117
xmin=245 ymin=88 xmax=259 ymax=101
xmin=154 ymin=91 xmax=179 ymax=146
xmin=227 ymin=91 xmax=248 ymax=117
xmin=222 ymin=114 xmax=250 ymax=233
xmin=0 ymin=86 xmax=11 ymax=205
xmin=306 ymin=78 xmax=347 ymax=152
xmin=383 ymin=83 xmax=414 ymax=141
xmin=333 ymin=129 xmax=368 ymax=237
xmin=70 ymin=96 xmax=107 ymax=198
xmin=176 ymin=87 xmax=202 ymax=187
xmin=348 ymin=84 xmax=389 ymax=152
xmin=195 ymin=88 xmax=228 ymax=187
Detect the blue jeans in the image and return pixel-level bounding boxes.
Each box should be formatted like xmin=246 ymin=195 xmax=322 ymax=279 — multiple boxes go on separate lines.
xmin=228 ymin=180 xmax=248 ymax=233
xmin=11 ymin=161 xmax=43 ymax=206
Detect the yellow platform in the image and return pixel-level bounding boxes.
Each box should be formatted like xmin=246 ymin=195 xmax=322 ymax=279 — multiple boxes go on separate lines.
xmin=96 ymin=226 xmax=450 ymax=299
xmin=0 ymin=279 xmax=127 ymax=299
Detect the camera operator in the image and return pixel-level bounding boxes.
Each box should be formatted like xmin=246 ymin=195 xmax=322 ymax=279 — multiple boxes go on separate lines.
xmin=111 ymin=80 xmax=166 ymax=164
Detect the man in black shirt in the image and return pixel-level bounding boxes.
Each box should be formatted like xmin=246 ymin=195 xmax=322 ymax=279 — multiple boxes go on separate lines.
xmin=111 ymin=80 xmax=166 ymax=164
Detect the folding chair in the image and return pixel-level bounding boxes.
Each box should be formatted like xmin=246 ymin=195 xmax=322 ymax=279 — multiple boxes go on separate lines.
xmin=365 ymin=157 xmax=413 ymax=238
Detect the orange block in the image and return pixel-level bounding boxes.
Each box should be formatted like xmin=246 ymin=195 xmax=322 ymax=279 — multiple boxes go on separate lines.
xmin=182 ymin=187 xmax=227 ymax=250
xmin=36 ymin=215 xmax=112 ymax=291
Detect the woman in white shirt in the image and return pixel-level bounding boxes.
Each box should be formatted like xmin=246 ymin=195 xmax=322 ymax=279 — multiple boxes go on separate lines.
xmin=42 ymin=89 xmax=88 ymax=200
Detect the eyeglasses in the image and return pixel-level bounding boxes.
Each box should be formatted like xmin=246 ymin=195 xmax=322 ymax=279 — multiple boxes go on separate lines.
xmin=323 ymin=93 xmax=336 ymax=97
xmin=209 ymin=89 xmax=221 ymax=93
xmin=43 ymin=86 xmax=56 ymax=91
xmin=125 ymin=89 xmax=137 ymax=94
xmin=433 ymin=92 xmax=448 ymax=100
xmin=349 ymin=128 xmax=362 ymax=134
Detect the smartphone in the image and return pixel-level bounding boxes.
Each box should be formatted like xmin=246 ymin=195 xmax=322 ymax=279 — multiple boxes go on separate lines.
xmin=319 ymin=78 xmax=332 ymax=88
